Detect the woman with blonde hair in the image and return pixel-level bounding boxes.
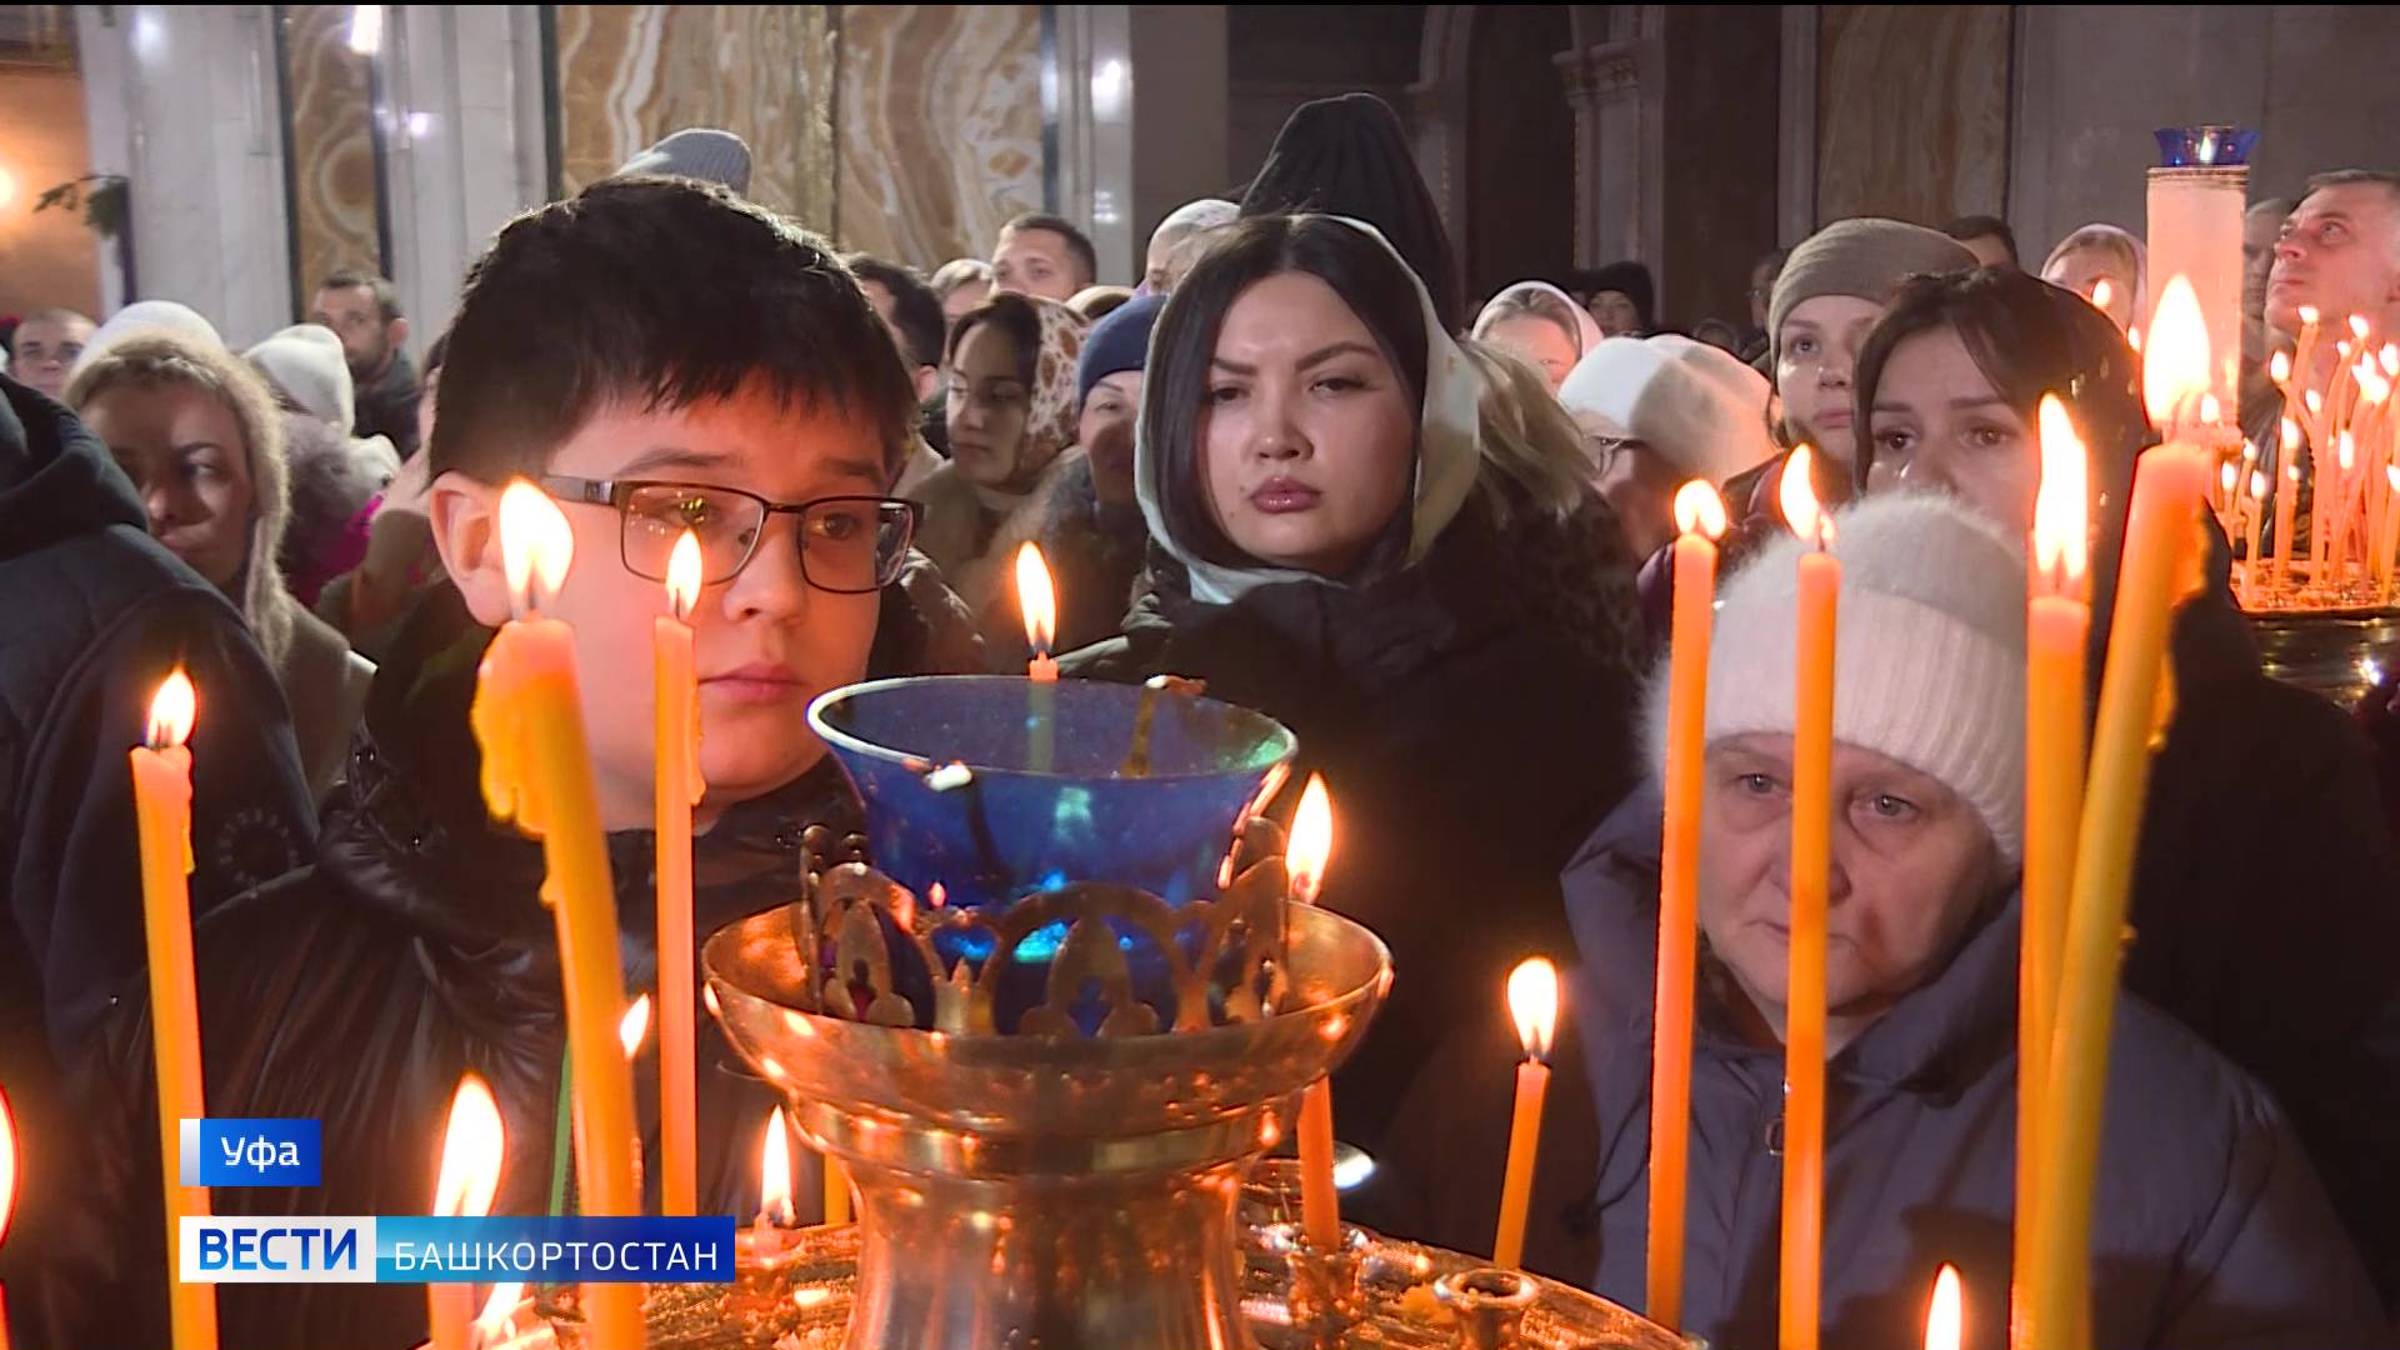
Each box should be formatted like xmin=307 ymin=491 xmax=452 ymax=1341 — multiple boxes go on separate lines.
xmin=68 ymin=330 xmax=373 ymax=800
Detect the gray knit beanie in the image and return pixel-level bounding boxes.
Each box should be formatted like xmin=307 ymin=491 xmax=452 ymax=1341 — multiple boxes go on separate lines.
xmin=1768 ymin=219 xmax=1978 ymax=363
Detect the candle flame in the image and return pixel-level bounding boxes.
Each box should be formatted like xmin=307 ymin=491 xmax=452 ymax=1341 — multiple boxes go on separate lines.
xmin=2270 ymin=350 xmax=2292 ymax=384
xmin=2299 ymin=304 xmax=2320 ymax=327
xmin=620 ymin=993 xmax=652 ymax=1058
xmin=1506 ymin=957 xmax=1559 ymax=1062
xmin=2141 ymin=276 xmax=2211 ymax=427
xmin=2351 ymin=314 xmax=2372 ymax=341
xmin=2359 ymin=358 xmax=2391 ymax=406
xmin=2219 ymin=461 xmax=2237 ymax=497
xmin=1673 ymin=480 xmax=1728 ymax=540
xmin=1288 ymin=774 xmax=1334 ymax=906
xmin=2252 ymin=470 xmax=2268 ymax=501
xmin=1780 ymin=446 xmax=1827 ymax=546
xmin=2127 ymin=326 xmax=2143 ymax=354
xmin=2200 ymin=392 xmax=2222 ymax=425
xmin=2306 ymin=388 xmax=2324 ymax=417
xmin=2383 ymin=345 xmax=2400 ymax=379
xmin=2339 ymin=431 xmax=2356 ymax=474
xmin=2241 ymin=441 xmax=2257 ymax=465
xmin=760 ymin=1107 xmax=795 ymax=1225
xmin=1015 ymin=542 xmax=1057 ymax=657
xmin=2089 ymin=278 xmax=2112 ymax=312
xmin=433 ymin=1072 xmax=504 ymax=1219
xmin=2389 ymin=465 xmax=2400 ymax=492
xmin=2034 ymin=395 xmax=2089 ymax=588
xmin=147 ymin=667 xmax=197 ymax=750
xmin=2282 ymin=417 xmax=2302 ymax=454
xmin=498 ymin=480 xmax=575 ymax=614
xmin=665 ymin=530 xmax=703 ymax=620
xmin=1923 ymin=1264 xmax=1963 ymax=1350
xmin=0 ymin=1085 xmax=16 ymax=1248
xmin=475 ymin=1281 xmax=525 ymax=1335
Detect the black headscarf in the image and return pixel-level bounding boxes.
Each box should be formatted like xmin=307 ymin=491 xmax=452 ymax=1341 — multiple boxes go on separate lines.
xmin=1239 ymin=93 xmax=1464 ymax=333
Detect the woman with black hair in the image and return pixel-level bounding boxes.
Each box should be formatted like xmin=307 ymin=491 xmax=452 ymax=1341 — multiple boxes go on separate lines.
xmin=1855 ymin=266 xmax=2400 ymax=1307
xmin=1065 ymin=214 xmax=1646 ymax=1201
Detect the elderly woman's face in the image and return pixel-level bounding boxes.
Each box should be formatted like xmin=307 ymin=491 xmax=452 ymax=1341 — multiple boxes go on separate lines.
xmin=84 ymin=380 xmax=257 ymax=591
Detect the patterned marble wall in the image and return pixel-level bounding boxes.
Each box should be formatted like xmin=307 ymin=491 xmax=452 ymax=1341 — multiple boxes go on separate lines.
xmin=548 ymin=4 xmax=1041 ymax=269
xmin=279 ymin=4 xmax=381 ymax=288
xmin=553 ymin=4 xmax=837 ymax=230
xmin=835 ymin=4 xmax=1044 ymax=270
xmin=1815 ymin=5 xmax=2010 ymax=225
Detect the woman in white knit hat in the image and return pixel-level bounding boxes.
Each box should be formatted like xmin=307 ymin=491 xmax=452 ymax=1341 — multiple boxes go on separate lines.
xmin=67 ymin=331 xmax=372 ymax=801
xmin=1559 ymin=333 xmax=1778 ymax=558
xmin=1542 ymin=490 xmax=2385 ymax=1350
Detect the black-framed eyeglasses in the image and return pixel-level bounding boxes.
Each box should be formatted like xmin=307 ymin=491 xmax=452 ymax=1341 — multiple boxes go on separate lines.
xmin=539 ymin=476 xmax=921 ymax=595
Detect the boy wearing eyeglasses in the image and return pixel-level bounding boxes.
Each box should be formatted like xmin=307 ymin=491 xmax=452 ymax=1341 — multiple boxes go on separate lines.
xmin=90 ymin=178 xmax=976 ymax=1349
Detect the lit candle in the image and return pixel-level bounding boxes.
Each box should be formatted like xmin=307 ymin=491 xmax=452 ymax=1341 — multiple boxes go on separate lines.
xmin=2243 ymin=471 xmax=2267 ymax=608
xmin=1926 ymin=1264 xmax=1963 ymax=1350
xmin=1017 ymin=543 xmax=1059 ymax=773
xmin=1492 ymin=957 xmax=1558 ymax=1270
xmin=2217 ymin=461 xmax=2238 ymax=529
xmin=1 ymin=1085 xmax=16 ymax=1350
xmin=2334 ymin=432 xmax=2358 ymax=581
xmin=2275 ymin=420 xmax=2303 ymax=594
xmin=746 ymin=1107 xmax=799 ymax=1265
xmin=1286 ymin=776 xmax=1342 ymax=1253
xmin=132 ymin=668 xmax=219 ymax=1350
xmin=428 ymin=1074 xmax=506 ymax=1350
xmin=2023 ymin=293 xmax=2211 ymax=1350
xmin=1779 ymin=449 xmax=1838 ymax=1350
xmin=2383 ymin=466 xmax=2400 ymax=603
xmin=654 ymin=530 xmax=702 ymax=1217
xmin=2014 ymin=398 xmax=2089 ymax=1344
xmin=1648 ymin=480 xmax=1725 ymax=1330
xmin=467 ymin=482 xmax=641 ymax=1350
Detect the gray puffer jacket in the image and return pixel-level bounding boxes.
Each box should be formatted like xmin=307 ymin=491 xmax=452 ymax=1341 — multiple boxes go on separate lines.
xmin=1563 ymin=788 xmax=2392 ymax=1350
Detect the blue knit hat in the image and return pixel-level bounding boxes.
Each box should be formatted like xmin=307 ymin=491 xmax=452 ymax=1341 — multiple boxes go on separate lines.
xmin=1076 ymin=291 xmax=1166 ymax=407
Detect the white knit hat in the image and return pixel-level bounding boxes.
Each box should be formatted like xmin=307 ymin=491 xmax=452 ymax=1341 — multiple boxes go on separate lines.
xmin=1644 ymin=491 xmax=2029 ymax=861
xmin=1559 ymin=334 xmax=1777 ymax=486
xmin=76 ymin=300 xmax=224 ymax=376
xmin=245 ymin=323 xmax=356 ymax=434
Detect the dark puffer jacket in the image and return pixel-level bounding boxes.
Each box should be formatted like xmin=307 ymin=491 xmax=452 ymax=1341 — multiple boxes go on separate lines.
xmin=0 ymin=376 xmax=315 ymax=1348
xmin=91 ymin=562 xmax=982 ymax=1350
xmin=1560 ymin=790 xmax=2392 ymax=1350
xmin=1065 ymin=493 xmax=1646 ymax=1226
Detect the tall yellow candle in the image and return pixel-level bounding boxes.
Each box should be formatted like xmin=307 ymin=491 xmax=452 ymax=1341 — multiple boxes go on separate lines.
xmin=2013 ymin=399 xmax=2090 ymax=1348
xmin=2274 ymin=417 xmax=2302 ymax=594
xmin=132 ymin=669 xmax=218 ymax=1350
xmin=1647 ymin=481 xmax=1726 ymax=1330
xmin=2241 ymin=472 xmax=2266 ymax=608
xmin=1778 ymin=450 xmax=1837 ymax=1350
xmin=654 ymin=530 xmax=702 ymax=1217
xmin=2023 ymin=290 xmax=2212 ymax=1350
xmin=1287 ymin=776 xmax=1341 ymax=1253
xmin=469 ymin=482 xmax=642 ymax=1350
xmin=428 ymin=1074 xmax=505 ymax=1350
xmin=1017 ymin=543 xmax=1060 ymax=774
xmin=1493 ymin=958 xmax=1559 ymax=1270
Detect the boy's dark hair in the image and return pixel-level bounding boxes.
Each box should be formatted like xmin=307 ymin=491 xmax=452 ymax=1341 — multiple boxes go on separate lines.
xmin=844 ymin=254 xmax=946 ymax=371
xmin=319 ymin=269 xmax=405 ymax=322
xmin=422 ymin=329 xmax=450 ymax=379
xmin=1940 ymin=214 xmax=2019 ymax=264
xmin=1001 ymin=212 xmax=1098 ymax=289
xmin=430 ymin=177 xmax=920 ymax=484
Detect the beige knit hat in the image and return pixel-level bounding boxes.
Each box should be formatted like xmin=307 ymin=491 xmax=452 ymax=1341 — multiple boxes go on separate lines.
xmin=1644 ymin=490 xmax=2028 ymax=860
xmin=1768 ymin=218 xmax=1979 ymax=364
xmin=1558 ymin=334 xmax=1777 ymax=486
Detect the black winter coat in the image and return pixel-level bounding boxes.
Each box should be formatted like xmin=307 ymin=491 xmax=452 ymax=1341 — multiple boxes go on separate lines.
xmin=96 ymin=562 xmax=981 ymax=1350
xmin=1564 ymin=791 xmax=2391 ymax=1350
xmin=0 ymin=376 xmax=315 ymax=1348
xmin=1063 ymin=496 xmax=1646 ymax=1226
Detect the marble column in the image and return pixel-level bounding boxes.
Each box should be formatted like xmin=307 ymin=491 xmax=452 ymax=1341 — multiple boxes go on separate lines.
xmin=1554 ymin=24 xmax=1658 ymax=272
xmin=77 ymin=5 xmax=294 ymax=345
xmin=380 ymin=4 xmax=549 ymax=344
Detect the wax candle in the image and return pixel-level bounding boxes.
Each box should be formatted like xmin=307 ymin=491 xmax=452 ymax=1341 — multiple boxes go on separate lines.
xmin=2274 ymin=419 xmax=2302 ymax=594
xmin=823 ymin=1154 xmax=851 ymax=1228
xmin=1926 ymin=1264 xmax=1963 ymax=1350
xmin=429 ymin=1074 xmax=505 ymax=1350
xmin=745 ymin=1107 xmax=800 ymax=1266
xmin=1016 ymin=543 xmax=1060 ymax=773
xmin=1493 ymin=958 xmax=1558 ymax=1270
xmin=468 ymin=482 xmax=641 ymax=1350
xmin=2014 ymin=398 xmax=2090 ymax=1344
xmin=1287 ymin=776 xmax=1341 ymax=1253
xmin=2024 ymin=297 xmax=2212 ymax=1350
xmin=1647 ymin=481 xmax=1725 ymax=1330
xmin=654 ymin=530 xmax=702 ymax=1217
xmin=2242 ymin=471 xmax=2267 ymax=608
xmin=1 ymin=1084 xmax=16 ymax=1350
xmin=1779 ymin=450 xmax=1837 ymax=1350
xmin=132 ymin=669 xmax=219 ymax=1350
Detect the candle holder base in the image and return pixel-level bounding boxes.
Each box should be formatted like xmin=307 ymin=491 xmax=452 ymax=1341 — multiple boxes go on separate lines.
xmin=1433 ymin=1268 xmax=1540 ymax=1350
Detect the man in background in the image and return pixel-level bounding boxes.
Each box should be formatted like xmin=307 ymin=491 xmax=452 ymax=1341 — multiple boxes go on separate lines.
xmin=309 ymin=270 xmax=419 ymax=457
xmin=5 ymin=308 xmax=97 ymax=401
xmin=991 ymin=212 xmax=1098 ymax=302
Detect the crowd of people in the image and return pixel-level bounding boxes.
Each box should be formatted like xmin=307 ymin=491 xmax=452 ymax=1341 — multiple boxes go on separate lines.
xmin=4 ymin=90 xmax=2400 ymax=1350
